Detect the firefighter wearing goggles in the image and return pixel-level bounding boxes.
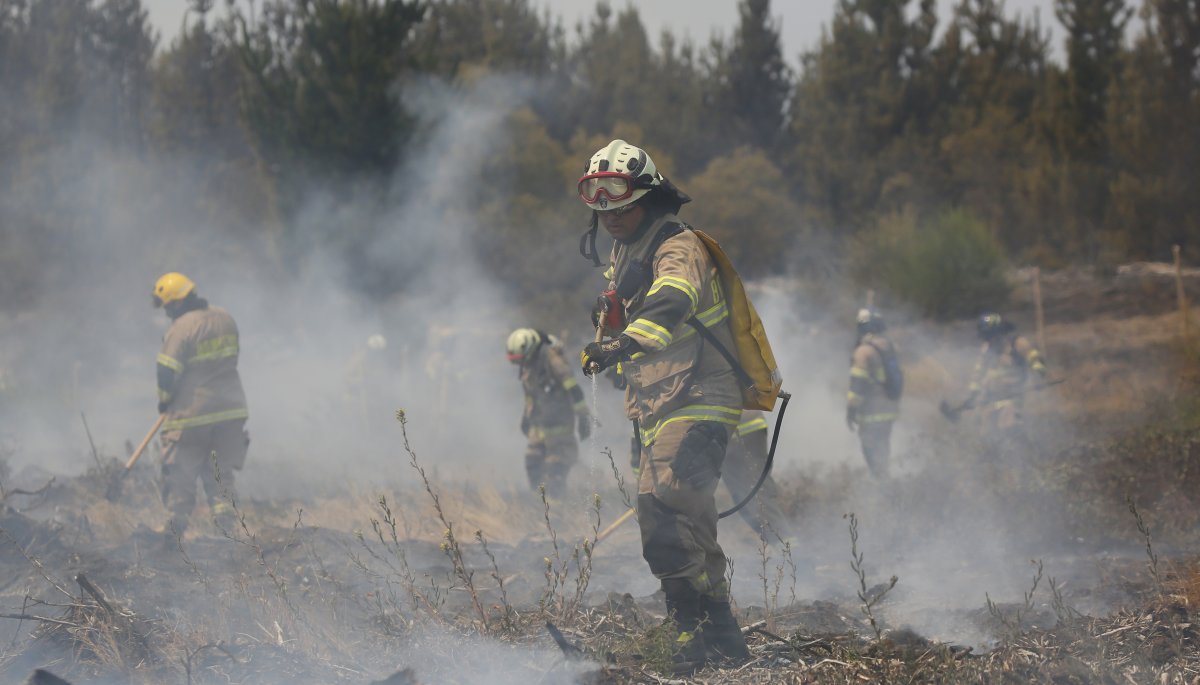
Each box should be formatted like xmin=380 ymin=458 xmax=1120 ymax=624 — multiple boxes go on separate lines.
xmin=506 ymin=328 xmax=590 ymax=497
xmin=576 ymin=139 xmax=750 ymax=673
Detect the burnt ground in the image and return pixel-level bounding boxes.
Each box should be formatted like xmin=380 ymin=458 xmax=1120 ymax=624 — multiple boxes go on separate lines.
xmin=3 ymin=265 xmax=1200 ymax=684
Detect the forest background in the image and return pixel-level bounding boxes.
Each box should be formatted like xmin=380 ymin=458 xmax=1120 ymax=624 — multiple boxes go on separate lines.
xmin=2 ymin=0 xmax=1198 ymax=322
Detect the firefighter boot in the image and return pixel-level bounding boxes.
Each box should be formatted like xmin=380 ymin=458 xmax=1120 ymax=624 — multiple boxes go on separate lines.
xmin=662 ymin=578 xmax=708 ymax=674
xmin=701 ymin=594 xmax=751 ymax=663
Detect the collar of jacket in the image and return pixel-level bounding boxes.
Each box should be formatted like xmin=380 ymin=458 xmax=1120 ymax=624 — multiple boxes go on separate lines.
xmin=611 ymin=213 xmax=681 ymax=295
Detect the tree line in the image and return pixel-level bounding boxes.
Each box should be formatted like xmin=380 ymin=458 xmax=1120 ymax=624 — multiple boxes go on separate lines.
xmin=1 ymin=0 xmax=1197 ymax=318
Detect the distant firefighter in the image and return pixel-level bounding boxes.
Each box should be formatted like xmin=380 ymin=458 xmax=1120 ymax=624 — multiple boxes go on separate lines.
xmin=846 ymin=309 xmax=902 ymax=477
xmin=506 ymin=328 xmax=590 ymax=497
xmin=723 ymin=411 xmax=792 ymax=541
xmin=963 ymin=313 xmax=1048 ymax=435
xmin=152 ymin=272 xmax=248 ymax=537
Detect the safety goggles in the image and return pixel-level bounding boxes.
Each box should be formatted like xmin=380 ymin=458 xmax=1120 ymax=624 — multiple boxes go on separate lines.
xmin=578 ymin=172 xmax=637 ymax=205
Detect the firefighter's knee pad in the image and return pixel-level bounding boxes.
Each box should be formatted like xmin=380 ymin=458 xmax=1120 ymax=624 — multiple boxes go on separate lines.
xmin=638 ymin=493 xmax=697 ymax=577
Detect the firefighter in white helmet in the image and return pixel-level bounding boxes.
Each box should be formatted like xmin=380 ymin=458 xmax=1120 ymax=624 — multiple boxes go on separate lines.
xmin=846 ymin=309 xmax=901 ymax=477
xmin=506 ymin=328 xmax=590 ymax=497
xmin=577 ymin=140 xmax=750 ymax=673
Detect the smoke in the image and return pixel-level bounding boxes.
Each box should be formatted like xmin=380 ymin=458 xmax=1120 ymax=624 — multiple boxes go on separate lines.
xmin=0 ymin=52 xmax=1137 ymax=675
xmin=0 ymin=75 xmax=551 ymax=497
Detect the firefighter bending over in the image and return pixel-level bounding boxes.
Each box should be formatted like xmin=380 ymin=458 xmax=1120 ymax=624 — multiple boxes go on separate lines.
xmin=846 ymin=309 xmax=901 ymax=477
xmin=577 ymin=140 xmax=750 ymax=673
xmin=506 ymin=328 xmax=590 ymax=497
xmin=964 ymin=313 xmax=1048 ymax=437
xmin=152 ymin=273 xmax=248 ymax=538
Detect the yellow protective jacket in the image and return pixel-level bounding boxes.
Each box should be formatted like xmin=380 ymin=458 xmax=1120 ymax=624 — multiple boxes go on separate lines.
xmin=607 ymin=214 xmax=742 ymax=446
xmin=968 ymin=333 xmax=1047 ymax=409
xmin=520 ymin=343 xmax=587 ymax=443
xmin=847 ymin=333 xmax=899 ymax=424
xmin=157 ymin=305 xmax=248 ymax=432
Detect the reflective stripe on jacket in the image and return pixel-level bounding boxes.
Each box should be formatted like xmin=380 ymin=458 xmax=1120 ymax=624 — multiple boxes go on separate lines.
xmin=968 ymin=334 xmax=1047 ymax=408
xmin=158 ymin=305 xmax=248 ymax=431
xmin=847 ymin=333 xmax=899 ymax=424
xmin=735 ymin=411 xmax=769 ymax=437
xmin=609 ymin=214 xmax=741 ymax=443
xmin=520 ymin=344 xmax=586 ymax=439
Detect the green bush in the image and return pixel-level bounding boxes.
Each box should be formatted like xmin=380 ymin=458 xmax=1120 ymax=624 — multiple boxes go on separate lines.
xmin=851 ymin=208 xmax=1010 ymax=320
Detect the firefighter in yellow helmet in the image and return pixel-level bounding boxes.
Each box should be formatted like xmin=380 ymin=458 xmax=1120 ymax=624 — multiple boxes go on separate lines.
xmin=963 ymin=313 xmax=1048 ymax=436
xmin=577 ymin=140 xmax=749 ymax=673
xmin=506 ymin=328 xmax=590 ymax=497
xmin=152 ymin=273 xmax=248 ymax=538
xmin=846 ymin=309 xmax=901 ymax=477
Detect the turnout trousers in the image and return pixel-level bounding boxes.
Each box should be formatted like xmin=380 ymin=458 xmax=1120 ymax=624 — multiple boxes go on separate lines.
xmin=160 ymin=418 xmax=248 ymax=532
xmin=636 ymin=418 xmax=733 ymax=594
xmin=524 ymin=427 xmax=577 ymax=497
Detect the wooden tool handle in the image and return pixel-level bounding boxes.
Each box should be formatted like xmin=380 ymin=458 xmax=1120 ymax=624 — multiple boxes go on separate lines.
xmin=595 ymin=508 xmax=636 ymax=544
xmin=125 ymin=414 xmax=167 ymax=470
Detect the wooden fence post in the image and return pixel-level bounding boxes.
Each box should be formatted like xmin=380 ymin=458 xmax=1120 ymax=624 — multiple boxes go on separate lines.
xmin=1174 ymin=244 xmax=1190 ymax=338
xmin=1032 ymin=267 xmax=1046 ymax=353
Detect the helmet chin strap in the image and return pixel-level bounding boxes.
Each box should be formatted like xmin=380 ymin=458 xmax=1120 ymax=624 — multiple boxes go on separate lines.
xmin=579 ymin=213 xmax=602 ymax=267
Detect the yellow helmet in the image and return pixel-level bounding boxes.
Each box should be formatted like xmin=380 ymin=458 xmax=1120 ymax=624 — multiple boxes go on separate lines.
xmin=152 ymin=272 xmax=195 ymax=308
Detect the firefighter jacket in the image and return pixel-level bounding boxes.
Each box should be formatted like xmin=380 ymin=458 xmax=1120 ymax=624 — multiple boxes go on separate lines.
xmin=607 ymin=213 xmax=742 ymax=446
xmin=520 ymin=344 xmax=587 ymax=443
xmin=736 ymin=411 xmax=769 ymax=439
xmin=968 ymin=334 xmax=1047 ymax=410
xmin=847 ymin=333 xmax=899 ymax=424
xmin=157 ymin=305 xmax=248 ymax=432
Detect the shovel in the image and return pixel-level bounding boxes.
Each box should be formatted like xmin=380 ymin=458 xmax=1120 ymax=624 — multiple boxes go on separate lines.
xmin=939 ymin=378 xmax=1067 ymax=424
xmin=104 ymin=414 xmax=165 ymax=501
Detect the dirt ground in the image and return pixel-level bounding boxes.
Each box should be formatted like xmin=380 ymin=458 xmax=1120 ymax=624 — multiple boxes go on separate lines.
xmin=3 ymin=265 xmax=1200 ymax=684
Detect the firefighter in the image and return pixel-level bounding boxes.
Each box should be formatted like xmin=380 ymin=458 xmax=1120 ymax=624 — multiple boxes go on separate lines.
xmin=506 ymin=328 xmax=590 ymax=497
xmin=577 ymin=140 xmax=750 ymax=672
xmin=846 ymin=309 xmax=900 ymax=477
xmin=724 ymin=411 xmax=792 ymax=541
xmin=963 ymin=313 xmax=1048 ymax=437
xmin=152 ymin=273 xmax=248 ymax=538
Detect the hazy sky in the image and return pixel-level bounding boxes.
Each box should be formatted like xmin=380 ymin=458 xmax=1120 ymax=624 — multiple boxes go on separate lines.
xmin=142 ymin=0 xmax=1062 ymax=64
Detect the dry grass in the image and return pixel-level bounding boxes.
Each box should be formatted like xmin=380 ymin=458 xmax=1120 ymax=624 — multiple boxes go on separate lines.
xmin=7 ymin=273 xmax=1200 ymax=683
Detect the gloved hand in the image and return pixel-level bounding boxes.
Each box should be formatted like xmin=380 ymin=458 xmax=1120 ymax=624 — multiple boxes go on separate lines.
xmin=672 ymin=422 xmax=727 ymax=489
xmin=520 ymin=415 xmax=530 ymax=436
xmin=845 ymin=406 xmax=858 ymax=432
xmin=577 ymin=414 xmax=591 ymax=440
xmin=158 ymin=401 xmax=169 ymax=414
xmin=581 ymin=335 xmax=639 ymax=376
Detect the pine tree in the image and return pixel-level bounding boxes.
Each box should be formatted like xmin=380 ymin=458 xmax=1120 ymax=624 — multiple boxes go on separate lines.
xmin=711 ymin=0 xmax=792 ymax=150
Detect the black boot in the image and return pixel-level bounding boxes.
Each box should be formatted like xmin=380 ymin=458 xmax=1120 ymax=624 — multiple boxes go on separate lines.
xmin=701 ymin=595 xmax=751 ymax=662
xmin=662 ymin=578 xmax=708 ymax=674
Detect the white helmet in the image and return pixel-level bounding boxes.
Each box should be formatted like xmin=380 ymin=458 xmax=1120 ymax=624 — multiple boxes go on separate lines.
xmin=577 ymin=139 xmax=661 ymax=211
xmin=506 ymin=328 xmax=542 ymax=363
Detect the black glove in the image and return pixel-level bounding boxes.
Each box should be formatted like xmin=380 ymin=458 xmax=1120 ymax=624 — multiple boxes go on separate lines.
xmin=158 ymin=401 xmax=169 ymax=414
xmin=581 ymin=335 xmax=639 ymax=376
xmin=520 ymin=415 xmax=530 ymax=436
xmin=845 ymin=406 xmax=858 ymax=432
xmin=671 ymin=422 xmax=728 ymax=489
xmin=577 ymin=414 xmax=591 ymax=440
